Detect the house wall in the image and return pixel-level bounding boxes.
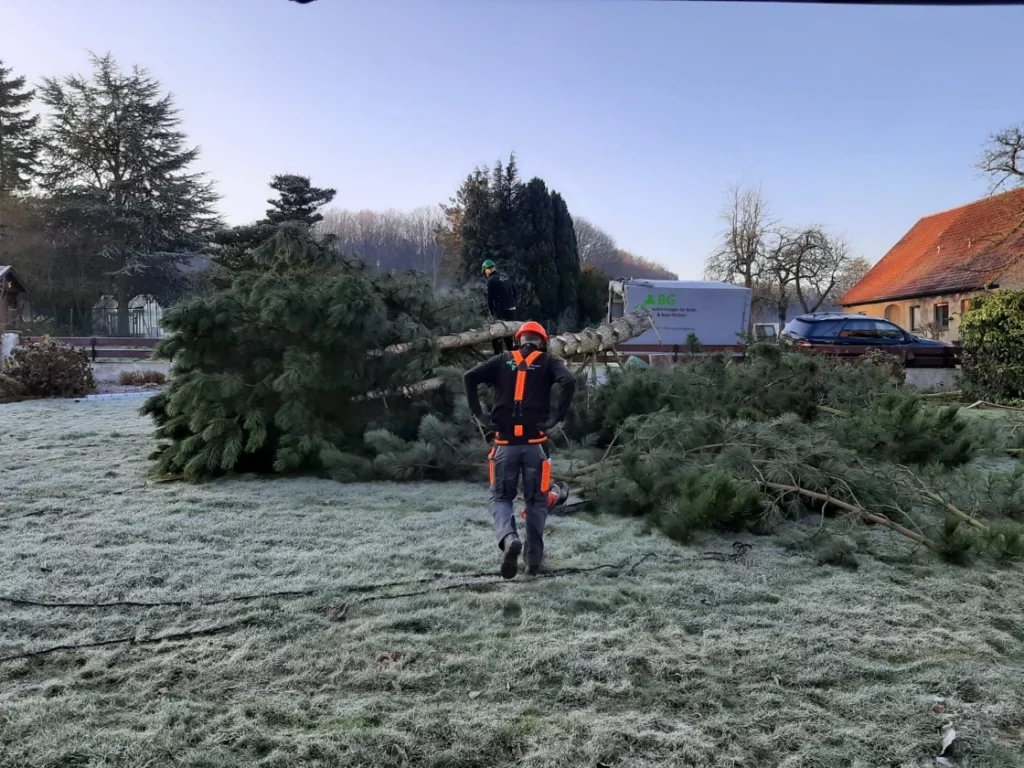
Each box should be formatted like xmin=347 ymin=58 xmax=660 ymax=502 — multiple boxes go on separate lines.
xmin=847 ymin=276 xmax=1024 ymax=342
xmin=845 ymin=293 xmax=977 ymax=343
xmin=846 ymin=256 xmax=1024 ymax=343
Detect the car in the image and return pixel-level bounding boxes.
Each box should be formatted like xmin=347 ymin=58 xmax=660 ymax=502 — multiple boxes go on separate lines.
xmin=780 ymin=313 xmax=959 ymax=368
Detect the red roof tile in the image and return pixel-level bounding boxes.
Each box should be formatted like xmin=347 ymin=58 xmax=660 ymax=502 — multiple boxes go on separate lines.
xmin=840 ymin=189 xmax=1024 ymax=306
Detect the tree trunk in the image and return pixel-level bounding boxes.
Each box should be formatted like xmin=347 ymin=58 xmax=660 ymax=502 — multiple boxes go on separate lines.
xmin=367 ymin=309 xmax=653 ymax=400
xmin=546 ymin=309 xmax=652 ymax=358
xmin=382 ymin=309 xmax=652 ymax=358
xmin=382 ymin=320 xmax=523 ymax=356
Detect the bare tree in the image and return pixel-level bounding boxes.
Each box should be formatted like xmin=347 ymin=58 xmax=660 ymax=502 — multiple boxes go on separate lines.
xmin=574 ymin=217 xmax=618 ymax=269
xmin=405 ymin=206 xmax=446 ymax=287
xmin=978 ymin=124 xmax=1024 ymax=192
xmin=794 ymin=231 xmax=853 ymax=314
xmin=761 ymin=227 xmax=819 ymax=325
xmin=707 ymin=185 xmax=859 ymax=322
xmin=832 ymin=256 xmax=872 ymax=301
xmin=704 ymin=185 xmax=774 ymax=291
xmin=319 ymin=206 xmax=448 ymax=284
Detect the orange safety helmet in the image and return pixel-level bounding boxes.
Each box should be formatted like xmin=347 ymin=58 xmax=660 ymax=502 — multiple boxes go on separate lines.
xmin=515 ymin=321 xmax=549 ymax=344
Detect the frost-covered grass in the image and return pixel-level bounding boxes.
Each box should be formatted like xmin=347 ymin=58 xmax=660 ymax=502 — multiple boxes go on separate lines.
xmin=2 ymin=399 xmax=1024 ymax=768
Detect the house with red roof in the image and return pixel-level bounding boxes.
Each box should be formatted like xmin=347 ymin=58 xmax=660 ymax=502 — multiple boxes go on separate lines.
xmin=840 ymin=189 xmax=1024 ymax=343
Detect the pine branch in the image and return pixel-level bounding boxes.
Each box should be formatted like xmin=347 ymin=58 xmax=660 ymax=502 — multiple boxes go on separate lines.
xmin=763 ymin=481 xmax=940 ymax=551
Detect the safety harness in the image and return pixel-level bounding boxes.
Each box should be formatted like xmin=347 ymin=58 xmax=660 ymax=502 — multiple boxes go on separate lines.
xmin=487 ymin=348 xmax=557 ymax=515
xmin=494 ymin=349 xmax=548 ymax=446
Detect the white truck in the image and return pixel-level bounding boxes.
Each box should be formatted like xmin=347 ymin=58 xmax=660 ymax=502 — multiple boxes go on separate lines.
xmin=608 ymin=279 xmax=752 ymax=355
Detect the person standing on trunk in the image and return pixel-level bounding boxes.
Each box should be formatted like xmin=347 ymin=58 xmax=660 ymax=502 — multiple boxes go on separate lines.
xmin=464 ymin=321 xmax=576 ymax=579
xmin=482 ymin=260 xmax=517 ymax=355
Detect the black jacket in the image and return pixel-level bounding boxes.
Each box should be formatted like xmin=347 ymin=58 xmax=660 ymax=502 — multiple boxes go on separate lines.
xmin=464 ymin=350 xmax=576 ymax=443
xmin=486 ymin=271 xmax=516 ymax=316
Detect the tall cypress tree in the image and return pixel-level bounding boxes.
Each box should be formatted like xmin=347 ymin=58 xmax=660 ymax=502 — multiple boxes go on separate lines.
xmin=446 ymin=167 xmax=496 ymax=283
xmin=0 ymin=61 xmax=39 ymax=195
xmin=514 ymin=178 xmax=559 ymax=325
xmin=440 ymin=154 xmax=583 ymax=326
xmin=551 ymin=191 xmax=581 ymax=328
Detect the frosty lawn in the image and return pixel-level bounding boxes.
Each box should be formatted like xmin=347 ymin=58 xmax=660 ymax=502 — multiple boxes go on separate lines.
xmin=1 ymin=398 xmax=1023 ymax=767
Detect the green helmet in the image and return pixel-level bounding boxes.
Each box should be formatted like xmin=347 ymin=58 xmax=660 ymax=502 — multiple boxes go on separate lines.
xmin=481 ymin=260 xmax=496 ymax=273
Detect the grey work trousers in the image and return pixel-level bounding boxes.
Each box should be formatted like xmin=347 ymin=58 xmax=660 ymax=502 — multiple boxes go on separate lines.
xmin=489 ymin=443 xmax=551 ymax=567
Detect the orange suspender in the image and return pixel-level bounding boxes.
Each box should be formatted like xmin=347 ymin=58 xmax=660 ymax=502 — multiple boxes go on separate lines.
xmin=511 ymin=351 xmax=543 ymax=437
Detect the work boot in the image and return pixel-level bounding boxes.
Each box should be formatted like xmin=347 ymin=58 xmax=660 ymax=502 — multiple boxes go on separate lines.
xmin=500 ymin=535 xmax=522 ymax=580
xmin=526 ymin=560 xmax=550 ymax=578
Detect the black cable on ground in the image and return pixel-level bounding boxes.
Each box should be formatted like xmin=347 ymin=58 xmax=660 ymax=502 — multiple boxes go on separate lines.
xmin=0 ymin=544 xmax=755 ymax=665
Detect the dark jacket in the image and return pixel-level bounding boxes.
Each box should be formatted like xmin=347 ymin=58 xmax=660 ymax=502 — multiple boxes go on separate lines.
xmin=486 ymin=271 xmax=516 ymax=316
xmin=464 ymin=350 xmax=576 ymax=443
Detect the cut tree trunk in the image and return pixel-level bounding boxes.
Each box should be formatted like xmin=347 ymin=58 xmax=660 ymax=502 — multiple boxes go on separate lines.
xmin=380 ymin=309 xmax=652 ymax=359
xmin=367 ymin=309 xmax=653 ymax=400
xmin=382 ymin=320 xmax=523 ymax=356
xmin=546 ymin=309 xmax=652 ymax=359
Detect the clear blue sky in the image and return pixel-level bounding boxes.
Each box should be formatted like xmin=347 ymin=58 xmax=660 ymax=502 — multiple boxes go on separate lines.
xmin=2 ymin=0 xmax=1022 ymax=278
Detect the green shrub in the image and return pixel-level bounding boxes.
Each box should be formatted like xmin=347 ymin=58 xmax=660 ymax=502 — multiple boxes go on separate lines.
xmin=4 ymin=338 xmax=95 ymax=398
xmin=960 ymin=291 xmax=1024 ymax=402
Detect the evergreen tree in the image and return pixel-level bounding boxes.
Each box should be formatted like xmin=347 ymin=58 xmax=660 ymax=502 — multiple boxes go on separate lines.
xmin=440 ymin=154 xmax=582 ymax=325
xmin=445 ymin=167 xmax=494 ymax=283
xmin=577 ymin=264 xmax=610 ymax=326
xmin=143 ymin=232 xmax=484 ymax=482
xmin=0 ymin=61 xmax=39 ymax=196
xmin=514 ymin=177 xmax=559 ymax=324
xmin=38 ymin=54 xmax=219 ymax=335
xmin=551 ymin=190 xmax=581 ymax=328
xmin=265 ymin=174 xmax=336 ymax=226
xmin=213 ymin=174 xmax=336 ymax=277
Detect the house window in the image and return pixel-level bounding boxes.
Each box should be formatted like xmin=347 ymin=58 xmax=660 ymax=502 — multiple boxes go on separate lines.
xmin=934 ymin=304 xmax=950 ymax=330
xmin=909 ymin=306 xmax=920 ymax=331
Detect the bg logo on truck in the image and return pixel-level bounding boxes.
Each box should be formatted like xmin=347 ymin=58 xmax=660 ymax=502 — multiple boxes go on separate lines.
xmin=643 ymin=293 xmax=677 ymax=307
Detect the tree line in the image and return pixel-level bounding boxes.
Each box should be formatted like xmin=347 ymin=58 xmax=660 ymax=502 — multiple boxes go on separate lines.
xmin=0 ymin=54 xmax=675 ymax=337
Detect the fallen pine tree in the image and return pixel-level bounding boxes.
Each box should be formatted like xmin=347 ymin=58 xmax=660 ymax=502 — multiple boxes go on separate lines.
xmin=564 ymin=345 xmax=1024 ymax=562
xmin=142 ymin=229 xmax=652 ymax=482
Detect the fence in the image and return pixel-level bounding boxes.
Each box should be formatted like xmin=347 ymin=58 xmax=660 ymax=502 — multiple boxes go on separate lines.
xmin=20 ymin=336 xmax=161 ymax=360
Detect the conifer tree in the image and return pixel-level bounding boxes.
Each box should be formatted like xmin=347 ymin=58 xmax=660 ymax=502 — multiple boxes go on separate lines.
xmin=38 ymin=54 xmax=218 ymax=334
xmin=213 ymin=174 xmax=336 ymax=276
xmin=144 ymin=228 xmax=485 ymax=482
xmin=514 ymin=177 xmax=559 ymax=323
xmin=551 ymin=190 xmax=581 ymax=327
xmin=265 ymin=174 xmax=336 ymax=226
xmin=440 ymin=154 xmax=582 ymax=324
xmin=0 ymin=60 xmax=39 ymax=196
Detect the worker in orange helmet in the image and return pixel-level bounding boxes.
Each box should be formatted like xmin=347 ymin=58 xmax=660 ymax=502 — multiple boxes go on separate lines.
xmin=464 ymin=320 xmax=576 ymax=579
